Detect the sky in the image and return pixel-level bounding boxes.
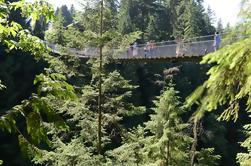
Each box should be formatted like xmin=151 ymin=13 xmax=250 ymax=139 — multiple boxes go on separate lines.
xmin=41 ymin=0 xmax=242 ymax=27
xmin=204 ymin=0 xmax=241 ymax=26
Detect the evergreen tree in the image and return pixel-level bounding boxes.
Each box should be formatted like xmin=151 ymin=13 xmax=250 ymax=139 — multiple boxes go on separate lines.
xmin=225 ymin=22 xmax=231 ymax=32
xmin=172 ymin=0 xmax=215 ymax=39
xmin=143 ymin=85 xmax=192 ymax=165
xmin=216 ymin=19 xmax=224 ymax=33
xmin=202 ymin=6 xmax=216 ymax=36
xmin=184 ymin=1 xmax=201 ymax=39
xmin=45 ymin=11 xmax=66 ymax=45
xmin=58 ymin=5 xmax=73 ymax=26
xmin=70 ymin=5 xmax=76 ymax=17
xmin=145 ymin=15 xmax=158 ymax=41
xmin=118 ymin=0 xmax=133 ymax=34
xmin=109 ymin=85 xmax=220 ymax=165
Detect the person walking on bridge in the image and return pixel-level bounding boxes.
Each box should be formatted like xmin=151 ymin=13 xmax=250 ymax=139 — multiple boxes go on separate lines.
xmin=144 ymin=42 xmax=150 ymax=58
xmin=150 ymin=40 xmax=156 ymax=57
xmin=176 ymin=37 xmax=184 ymax=57
xmin=132 ymin=42 xmax=138 ymax=57
xmin=213 ymin=32 xmax=221 ymax=51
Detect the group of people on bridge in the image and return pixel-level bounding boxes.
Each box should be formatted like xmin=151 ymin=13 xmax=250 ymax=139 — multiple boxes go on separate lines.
xmin=126 ymin=32 xmax=221 ymax=58
xmin=127 ymin=41 xmax=157 ymax=57
xmin=144 ymin=41 xmax=157 ymax=57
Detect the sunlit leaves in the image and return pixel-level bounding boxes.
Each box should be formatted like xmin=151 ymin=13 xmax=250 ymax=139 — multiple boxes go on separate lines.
xmin=0 ymin=80 xmax=5 ymax=90
xmin=26 ymin=112 xmax=49 ymax=145
xmin=0 ymin=0 xmax=80 ymax=162
xmin=0 ymin=21 xmax=22 ymax=43
xmin=18 ymin=135 xmax=44 ymax=160
xmin=0 ymin=0 xmax=53 ymax=55
xmin=0 ymin=112 xmax=16 ymax=133
xmin=10 ymin=0 xmax=54 ymax=25
xmin=34 ymin=73 xmax=76 ymax=100
xmin=237 ymin=123 xmax=251 ymax=166
xmin=17 ymin=30 xmax=48 ymax=59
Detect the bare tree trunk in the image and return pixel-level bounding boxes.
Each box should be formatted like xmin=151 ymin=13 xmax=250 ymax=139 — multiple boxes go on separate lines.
xmin=190 ymin=120 xmax=199 ymax=166
xmin=166 ymin=139 xmax=170 ymax=166
xmin=97 ymin=0 xmax=104 ymax=155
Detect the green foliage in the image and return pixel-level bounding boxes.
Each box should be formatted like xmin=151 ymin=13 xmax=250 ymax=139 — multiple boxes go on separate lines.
xmin=186 ymin=1 xmax=251 ymax=165
xmin=106 ymin=126 xmax=145 ymax=165
xmin=117 ymin=0 xmax=133 ymax=35
xmin=45 ymin=11 xmax=66 ymax=45
xmin=11 ymin=0 xmax=54 ymax=26
xmin=0 ymin=0 xmax=54 ymax=58
xmin=109 ymin=85 xmax=219 ymax=166
xmin=187 ymin=37 xmax=251 ymax=121
xmin=33 ymin=139 xmax=103 ymax=166
xmin=142 ymin=85 xmax=192 ymax=165
xmin=82 ymin=67 xmax=145 ymax=146
xmin=0 ymin=80 xmax=5 ymax=90
xmin=29 ymin=67 xmax=145 ymax=165
xmin=57 ymin=5 xmax=73 ymax=27
xmin=0 ymin=0 xmax=53 ymax=46
xmin=237 ymin=123 xmax=251 ymax=165
xmin=195 ymin=148 xmax=221 ymax=166
xmin=0 ymin=0 xmax=55 ymax=111
xmin=172 ymin=0 xmax=215 ymax=38
xmin=0 ymin=1 xmax=85 ymax=163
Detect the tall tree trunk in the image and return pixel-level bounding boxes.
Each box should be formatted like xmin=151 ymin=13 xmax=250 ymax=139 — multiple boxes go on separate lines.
xmin=166 ymin=139 xmax=170 ymax=166
xmin=190 ymin=120 xmax=199 ymax=166
xmin=98 ymin=0 xmax=104 ymax=154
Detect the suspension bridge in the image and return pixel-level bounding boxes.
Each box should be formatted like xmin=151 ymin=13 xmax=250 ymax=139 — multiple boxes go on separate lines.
xmin=47 ymin=34 xmax=230 ymax=62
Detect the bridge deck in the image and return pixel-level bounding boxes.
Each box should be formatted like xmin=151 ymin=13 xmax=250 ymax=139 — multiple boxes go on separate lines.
xmin=47 ymin=35 xmax=219 ymax=61
xmin=77 ymin=54 xmax=203 ymax=63
xmin=65 ymin=40 xmax=214 ymax=60
xmin=116 ymin=55 xmax=203 ymax=62
xmin=47 ymin=33 xmax=249 ymax=63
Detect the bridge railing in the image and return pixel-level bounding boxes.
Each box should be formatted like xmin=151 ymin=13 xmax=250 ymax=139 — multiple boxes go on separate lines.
xmin=48 ymin=32 xmax=247 ymax=59
xmin=48 ymin=39 xmax=217 ymax=59
xmin=113 ymin=40 xmax=215 ymax=59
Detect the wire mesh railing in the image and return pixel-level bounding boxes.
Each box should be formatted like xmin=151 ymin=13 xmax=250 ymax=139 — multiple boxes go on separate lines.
xmin=47 ymin=40 xmax=218 ymax=59
xmin=113 ymin=40 xmax=215 ymax=59
xmin=47 ymin=33 xmax=241 ymax=59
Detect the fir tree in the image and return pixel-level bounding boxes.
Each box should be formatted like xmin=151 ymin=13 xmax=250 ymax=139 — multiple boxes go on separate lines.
xmin=45 ymin=10 xmax=67 ymax=45
xmin=58 ymin=5 xmax=73 ymax=27
xmin=145 ymin=15 xmax=158 ymax=41
xmin=216 ymin=19 xmax=224 ymax=33
xmin=70 ymin=5 xmax=76 ymax=17
xmin=143 ymin=85 xmax=192 ymax=165
xmin=118 ymin=0 xmax=133 ymax=34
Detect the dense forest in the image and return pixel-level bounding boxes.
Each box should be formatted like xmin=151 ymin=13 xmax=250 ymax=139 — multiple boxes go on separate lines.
xmin=0 ymin=0 xmax=251 ymax=165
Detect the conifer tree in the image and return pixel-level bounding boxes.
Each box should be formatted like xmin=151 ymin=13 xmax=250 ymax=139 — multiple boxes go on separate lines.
xmin=184 ymin=1 xmax=201 ymax=39
xmin=45 ymin=11 xmax=67 ymax=45
xmin=216 ymin=19 xmax=224 ymax=33
xmin=29 ymin=1 xmax=144 ymax=164
xmin=70 ymin=5 xmax=76 ymax=18
xmin=58 ymin=5 xmax=73 ymax=27
xmin=109 ymin=84 xmax=220 ymax=165
xmin=118 ymin=0 xmax=133 ymax=34
xmin=143 ymin=85 xmax=192 ymax=165
xmin=145 ymin=15 xmax=158 ymax=41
